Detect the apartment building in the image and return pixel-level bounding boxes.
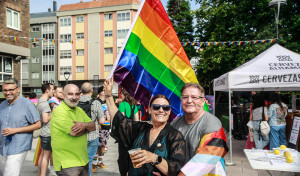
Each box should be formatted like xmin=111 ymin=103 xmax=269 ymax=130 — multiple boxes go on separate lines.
xmin=0 ymin=0 xmax=30 ymax=97
xmin=27 ymin=2 xmax=58 ymax=94
xmin=57 ymin=0 xmax=140 ymax=87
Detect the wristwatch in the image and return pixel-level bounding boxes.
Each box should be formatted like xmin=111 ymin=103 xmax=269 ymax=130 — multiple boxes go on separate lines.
xmin=151 ymin=155 xmax=162 ymax=165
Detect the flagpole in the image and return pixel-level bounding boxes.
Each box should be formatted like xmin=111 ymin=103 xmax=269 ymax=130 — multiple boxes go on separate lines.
xmin=108 ymin=0 xmax=146 ymax=79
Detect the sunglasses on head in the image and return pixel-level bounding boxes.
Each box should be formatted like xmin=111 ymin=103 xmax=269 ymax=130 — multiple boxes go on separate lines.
xmin=151 ymin=104 xmax=171 ymax=111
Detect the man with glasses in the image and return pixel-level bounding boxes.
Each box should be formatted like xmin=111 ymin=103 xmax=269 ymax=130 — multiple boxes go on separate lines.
xmin=171 ymin=83 xmax=224 ymax=175
xmin=0 ymin=78 xmax=41 ymax=176
xmin=50 ymin=84 xmax=96 ymax=175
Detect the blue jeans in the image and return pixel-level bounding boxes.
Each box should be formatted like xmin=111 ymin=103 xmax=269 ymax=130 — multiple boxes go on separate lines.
xmin=270 ymin=125 xmax=286 ymax=150
xmin=87 ymin=138 xmax=99 ymax=176
xmin=253 ymin=121 xmax=269 ymax=149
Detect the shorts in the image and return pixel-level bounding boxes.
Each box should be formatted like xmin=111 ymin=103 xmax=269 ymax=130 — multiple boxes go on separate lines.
xmin=98 ymin=130 xmax=110 ymax=147
xmin=40 ymin=136 xmax=52 ymax=151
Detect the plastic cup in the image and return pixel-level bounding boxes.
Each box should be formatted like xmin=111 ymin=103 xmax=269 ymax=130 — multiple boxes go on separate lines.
xmin=128 ymin=148 xmax=142 ymax=168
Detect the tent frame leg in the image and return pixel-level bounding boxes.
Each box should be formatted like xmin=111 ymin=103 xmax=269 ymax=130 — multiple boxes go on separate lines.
xmin=226 ymin=90 xmax=236 ymax=166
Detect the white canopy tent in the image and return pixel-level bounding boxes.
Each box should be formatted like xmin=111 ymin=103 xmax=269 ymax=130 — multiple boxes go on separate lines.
xmin=213 ymin=44 xmax=300 ymax=165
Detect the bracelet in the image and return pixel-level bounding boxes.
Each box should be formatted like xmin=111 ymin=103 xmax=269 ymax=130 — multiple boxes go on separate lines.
xmin=151 ymin=154 xmax=158 ymax=165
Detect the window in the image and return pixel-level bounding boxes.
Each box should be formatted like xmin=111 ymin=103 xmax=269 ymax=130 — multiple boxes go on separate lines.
xmin=59 ymin=17 xmax=71 ymax=26
xmin=104 ymin=14 xmax=112 ymax=20
xmin=43 ymin=45 xmax=54 ymax=56
xmin=32 ymin=73 xmax=39 ymax=79
xmin=117 ymin=47 xmax=122 ymax=54
xmin=4 ymin=57 xmax=12 ymax=73
xmin=0 ymin=56 xmax=13 ymax=81
xmin=104 ymin=30 xmax=113 ymax=37
xmin=43 ymin=33 xmax=54 ymax=39
xmin=76 ymin=66 xmax=84 ymax=72
xmin=76 ymin=33 xmax=84 ymax=39
xmin=42 ymin=24 xmax=54 ymax=33
xmin=104 ymin=48 xmax=113 ymax=54
xmin=31 ymin=57 xmax=39 ymax=63
xmin=60 ymin=34 xmax=71 ymax=43
xmin=32 ymin=26 xmax=40 ymax=32
xmin=60 ymin=66 xmax=72 ymax=75
xmin=117 ymin=12 xmax=130 ymax=21
xmin=105 ymin=65 xmax=113 ymax=71
xmin=76 ymin=16 xmax=84 ymax=23
xmin=43 ymin=65 xmax=54 ymax=72
xmin=32 ymin=42 xmax=39 ymax=48
xmin=117 ymin=29 xmax=129 ymax=39
xmin=77 ymin=49 xmax=84 ymax=56
xmin=6 ymin=8 xmax=20 ymax=30
xmin=60 ymin=50 xmax=72 ymax=59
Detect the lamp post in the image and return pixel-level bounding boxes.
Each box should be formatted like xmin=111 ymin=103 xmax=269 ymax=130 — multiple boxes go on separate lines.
xmin=269 ymin=0 xmax=286 ymax=42
xmin=64 ymin=71 xmax=70 ymax=85
xmin=15 ymin=56 xmax=25 ymax=96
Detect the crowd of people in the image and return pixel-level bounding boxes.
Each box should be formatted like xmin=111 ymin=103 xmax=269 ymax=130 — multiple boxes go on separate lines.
xmin=247 ymin=92 xmax=288 ymax=150
xmin=0 ymin=77 xmax=229 ymax=176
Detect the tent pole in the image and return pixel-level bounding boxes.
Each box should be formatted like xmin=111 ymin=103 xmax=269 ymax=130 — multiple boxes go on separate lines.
xmin=213 ymin=90 xmax=216 ymax=115
xmin=226 ymin=90 xmax=236 ymax=166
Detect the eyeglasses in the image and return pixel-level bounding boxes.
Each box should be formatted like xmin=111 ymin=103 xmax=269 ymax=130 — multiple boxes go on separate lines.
xmin=151 ymin=104 xmax=171 ymax=111
xmin=181 ymin=95 xmax=204 ymax=101
xmin=3 ymin=87 xmax=18 ymax=93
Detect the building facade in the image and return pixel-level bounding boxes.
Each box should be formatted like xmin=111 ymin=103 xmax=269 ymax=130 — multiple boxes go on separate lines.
xmin=27 ymin=2 xmax=58 ymax=95
xmin=57 ymin=0 xmax=140 ymax=88
xmin=0 ymin=0 xmax=30 ymax=97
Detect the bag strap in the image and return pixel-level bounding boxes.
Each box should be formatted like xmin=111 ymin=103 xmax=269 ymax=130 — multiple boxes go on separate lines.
xmin=130 ymin=105 xmax=135 ymax=120
xmin=261 ymin=106 xmax=266 ymax=121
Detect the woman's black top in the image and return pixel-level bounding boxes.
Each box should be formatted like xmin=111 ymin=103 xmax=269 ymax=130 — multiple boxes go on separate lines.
xmin=111 ymin=111 xmax=186 ymax=176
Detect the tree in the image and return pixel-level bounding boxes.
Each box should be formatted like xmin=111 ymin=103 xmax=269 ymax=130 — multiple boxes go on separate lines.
xmin=167 ymin=0 xmax=196 ymax=59
xmin=194 ymin=0 xmax=299 ymax=93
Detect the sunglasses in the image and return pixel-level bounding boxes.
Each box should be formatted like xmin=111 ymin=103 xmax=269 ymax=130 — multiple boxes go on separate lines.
xmin=151 ymin=104 xmax=171 ymax=111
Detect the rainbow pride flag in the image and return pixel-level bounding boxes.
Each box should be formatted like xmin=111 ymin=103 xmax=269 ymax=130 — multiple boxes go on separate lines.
xmin=180 ymin=127 xmax=228 ymax=176
xmin=112 ymin=0 xmax=198 ymax=120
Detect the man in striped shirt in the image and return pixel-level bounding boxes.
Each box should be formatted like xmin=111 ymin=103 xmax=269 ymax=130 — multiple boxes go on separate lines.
xmin=79 ymin=82 xmax=105 ymax=175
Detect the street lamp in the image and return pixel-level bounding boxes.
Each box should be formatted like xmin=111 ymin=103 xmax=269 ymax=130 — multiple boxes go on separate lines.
xmin=269 ymin=0 xmax=286 ymax=42
xmin=64 ymin=71 xmax=70 ymax=85
xmin=15 ymin=56 xmax=26 ymax=96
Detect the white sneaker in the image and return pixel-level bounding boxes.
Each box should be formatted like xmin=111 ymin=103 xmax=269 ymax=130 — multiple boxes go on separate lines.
xmin=49 ymin=167 xmax=57 ymax=176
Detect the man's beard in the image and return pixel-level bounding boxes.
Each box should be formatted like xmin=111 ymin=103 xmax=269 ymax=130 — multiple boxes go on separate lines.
xmin=64 ymin=98 xmax=79 ymax=108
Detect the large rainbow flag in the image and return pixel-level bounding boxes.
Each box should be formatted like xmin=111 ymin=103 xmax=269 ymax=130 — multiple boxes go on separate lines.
xmin=112 ymin=0 xmax=198 ymax=120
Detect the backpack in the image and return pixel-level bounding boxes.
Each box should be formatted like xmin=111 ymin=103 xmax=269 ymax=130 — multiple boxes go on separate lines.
xmin=77 ymin=99 xmax=95 ymax=119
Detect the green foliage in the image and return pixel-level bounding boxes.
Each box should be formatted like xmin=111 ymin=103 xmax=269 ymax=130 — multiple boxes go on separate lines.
xmin=167 ymin=0 xmax=196 ymax=59
xmin=194 ymin=0 xmax=299 ymax=93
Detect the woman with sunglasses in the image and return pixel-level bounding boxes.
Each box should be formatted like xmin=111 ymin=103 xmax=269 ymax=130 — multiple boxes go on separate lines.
xmin=104 ymin=78 xmax=186 ymax=176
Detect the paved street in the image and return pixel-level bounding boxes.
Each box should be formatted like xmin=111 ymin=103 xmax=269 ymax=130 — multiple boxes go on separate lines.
xmin=20 ymin=134 xmax=299 ymax=176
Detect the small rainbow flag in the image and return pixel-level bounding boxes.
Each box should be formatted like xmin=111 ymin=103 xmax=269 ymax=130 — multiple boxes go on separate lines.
xmin=12 ymin=37 xmax=17 ymax=41
xmin=269 ymin=39 xmax=274 ymax=43
xmin=199 ymin=42 xmax=203 ymax=47
xmin=179 ymin=127 xmax=228 ymax=176
xmin=32 ymin=38 xmax=37 ymax=42
xmin=112 ymin=0 xmax=198 ymax=120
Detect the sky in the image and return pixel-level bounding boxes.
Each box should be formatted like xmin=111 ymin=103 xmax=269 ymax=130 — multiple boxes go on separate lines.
xmin=29 ymin=0 xmax=199 ymax=13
